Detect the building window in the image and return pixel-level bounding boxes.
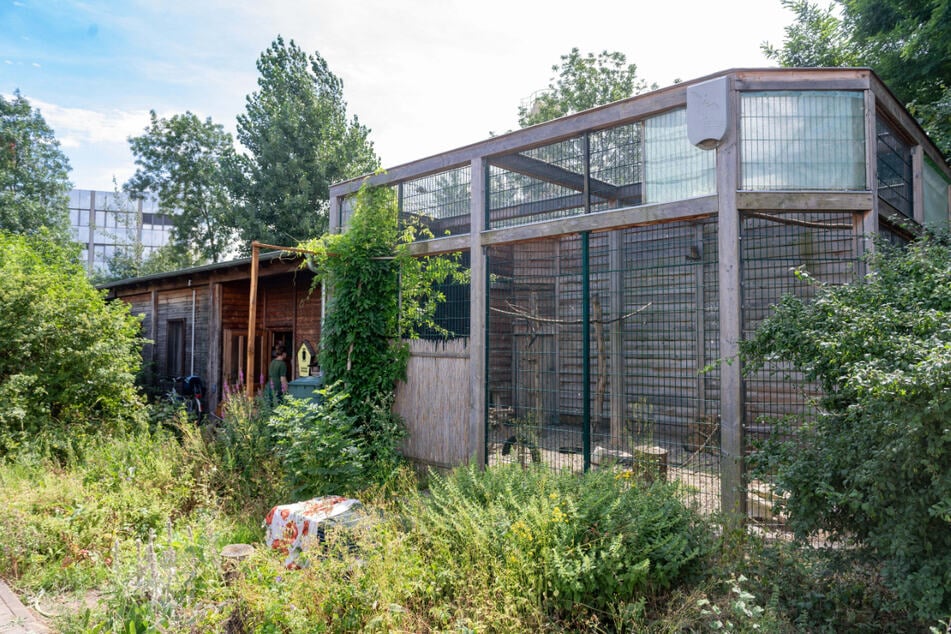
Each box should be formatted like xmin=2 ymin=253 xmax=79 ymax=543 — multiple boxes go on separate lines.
xmin=166 ymin=319 xmax=186 ymax=377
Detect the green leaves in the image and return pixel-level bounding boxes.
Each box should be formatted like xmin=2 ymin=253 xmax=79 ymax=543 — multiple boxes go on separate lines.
xmin=410 ymin=464 xmax=710 ymax=619
xmin=518 ymin=48 xmax=653 ymax=128
xmin=234 ymin=36 xmax=379 ymax=247
xmin=743 ymin=231 xmax=951 ymax=620
xmin=0 ymin=91 xmax=72 ymax=242
xmin=126 ymin=111 xmax=238 ymax=263
xmin=0 ymin=232 xmax=146 ymax=457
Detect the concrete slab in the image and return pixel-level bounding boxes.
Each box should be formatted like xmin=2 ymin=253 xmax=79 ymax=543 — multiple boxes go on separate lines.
xmin=0 ymin=579 xmax=48 ymax=634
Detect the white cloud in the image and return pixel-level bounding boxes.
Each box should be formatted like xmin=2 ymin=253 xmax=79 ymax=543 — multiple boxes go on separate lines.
xmin=28 ymin=99 xmax=154 ymax=148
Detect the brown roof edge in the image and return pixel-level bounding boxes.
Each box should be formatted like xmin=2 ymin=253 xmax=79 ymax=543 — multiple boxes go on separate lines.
xmin=97 ymin=249 xmax=303 ymax=292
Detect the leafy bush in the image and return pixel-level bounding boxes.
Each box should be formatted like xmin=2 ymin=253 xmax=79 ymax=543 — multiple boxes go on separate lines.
xmin=210 ymin=387 xmax=285 ymax=510
xmin=267 ymin=386 xmax=367 ymax=499
xmin=742 ymin=541 xmax=927 ymax=633
xmin=742 ymin=231 xmax=951 ymax=620
xmin=0 ymin=231 xmax=145 ymax=457
xmin=406 ymin=463 xmax=711 ymax=628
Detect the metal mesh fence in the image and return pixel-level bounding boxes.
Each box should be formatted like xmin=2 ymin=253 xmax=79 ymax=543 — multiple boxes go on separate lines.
xmin=486 ymin=218 xmax=722 ymax=513
xmin=740 ymin=91 xmax=867 ymax=191
xmin=876 ymin=116 xmax=913 ymax=219
xmin=399 ymin=166 xmax=471 ymax=239
xmin=414 ymin=250 xmax=471 ymax=340
xmin=487 ymin=137 xmax=587 ymax=229
xmin=740 ymin=211 xmax=861 ymax=526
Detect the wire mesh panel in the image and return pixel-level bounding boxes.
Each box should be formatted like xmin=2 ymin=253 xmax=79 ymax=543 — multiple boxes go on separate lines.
xmin=487 ymin=137 xmax=587 ymax=228
xmin=609 ymin=220 xmax=721 ymax=513
xmin=338 ymin=194 xmax=356 ymax=232
xmin=876 ymin=116 xmax=913 ymax=218
xmin=399 ymin=166 xmax=471 ymax=239
xmin=924 ymin=157 xmax=951 ymax=229
xmin=643 ymin=108 xmax=716 ymax=204
xmin=415 ymin=250 xmax=471 ymax=340
xmin=740 ymin=211 xmax=861 ymax=526
xmin=589 ymin=122 xmax=643 ymax=211
xmin=487 ymin=238 xmax=580 ymax=468
xmin=485 ymin=219 xmax=721 ymax=513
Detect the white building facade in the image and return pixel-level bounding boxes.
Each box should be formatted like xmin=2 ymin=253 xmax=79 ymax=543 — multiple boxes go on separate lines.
xmin=68 ymin=189 xmax=175 ymax=274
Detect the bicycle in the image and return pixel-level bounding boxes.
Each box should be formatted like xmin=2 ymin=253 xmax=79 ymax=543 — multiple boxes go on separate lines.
xmin=167 ymin=375 xmax=205 ymax=423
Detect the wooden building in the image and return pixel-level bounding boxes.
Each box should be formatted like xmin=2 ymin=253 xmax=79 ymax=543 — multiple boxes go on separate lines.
xmin=101 ymin=252 xmax=321 ymax=414
xmin=330 ymin=68 xmax=951 ymax=517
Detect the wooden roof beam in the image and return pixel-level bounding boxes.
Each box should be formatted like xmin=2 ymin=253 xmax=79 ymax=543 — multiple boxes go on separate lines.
xmin=489 ymin=153 xmax=622 ymax=200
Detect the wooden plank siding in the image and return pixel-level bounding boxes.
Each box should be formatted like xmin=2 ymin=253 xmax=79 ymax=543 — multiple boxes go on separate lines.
xmin=103 ymin=255 xmax=319 ymax=413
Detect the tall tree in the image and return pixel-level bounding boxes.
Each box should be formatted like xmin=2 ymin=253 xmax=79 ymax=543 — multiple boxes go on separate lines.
xmin=235 ymin=36 xmax=379 ymax=248
xmin=518 ymin=48 xmax=652 ymax=128
xmin=126 ymin=111 xmax=238 ymax=263
xmin=0 ymin=91 xmax=71 ymax=240
xmin=761 ymin=0 xmax=859 ymax=67
xmin=765 ymin=0 xmax=951 ymax=160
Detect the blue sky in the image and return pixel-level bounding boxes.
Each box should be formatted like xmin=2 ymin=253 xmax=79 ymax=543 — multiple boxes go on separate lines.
xmin=2 ymin=0 xmax=795 ymax=191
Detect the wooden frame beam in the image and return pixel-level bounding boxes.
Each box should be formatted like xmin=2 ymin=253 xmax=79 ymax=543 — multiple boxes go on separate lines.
xmin=481 ymin=196 xmax=716 ymax=247
xmin=736 ymin=191 xmax=874 ymax=211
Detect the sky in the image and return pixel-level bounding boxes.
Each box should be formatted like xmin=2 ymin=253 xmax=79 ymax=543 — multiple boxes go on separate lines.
xmin=2 ymin=0 xmax=795 ymax=192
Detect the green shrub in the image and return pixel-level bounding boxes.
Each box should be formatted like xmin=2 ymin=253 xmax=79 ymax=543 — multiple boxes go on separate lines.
xmin=406 ymin=463 xmax=711 ymax=628
xmin=210 ymin=388 xmax=285 ymax=510
xmin=741 ymin=540 xmax=927 ymax=633
xmin=742 ymin=231 xmax=951 ymax=620
xmin=0 ymin=231 xmax=145 ymax=458
xmin=267 ymin=386 xmax=368 ymax=499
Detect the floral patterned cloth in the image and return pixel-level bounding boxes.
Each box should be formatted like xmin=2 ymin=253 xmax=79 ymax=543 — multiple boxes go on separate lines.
xmin=264 ymin=495 xmax=362 ymax=567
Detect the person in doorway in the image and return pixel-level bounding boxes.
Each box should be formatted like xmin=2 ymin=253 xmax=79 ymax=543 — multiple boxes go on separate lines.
xmin=268 ymin=347 xmax=289 ymax=403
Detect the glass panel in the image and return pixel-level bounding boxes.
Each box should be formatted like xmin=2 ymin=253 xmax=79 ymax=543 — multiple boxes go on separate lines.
xmin=741 ymin=91 xmax=866 ymax=191
xmin=924 ymin=158 xmax=950 ymax=229
xmin=644 ymin=108 xmax=715 ymax=204
xmin=339 ymin=195 xmax=356 ymax=231
xmin=876 ymin=117 xmax=913 ymax=217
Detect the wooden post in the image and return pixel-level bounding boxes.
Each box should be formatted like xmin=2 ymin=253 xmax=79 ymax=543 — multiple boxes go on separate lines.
xmin=861 ymin=89 xmax=879 ymax=265
xmin=208 ymin=282 xmax=223 ymax=415
xmin=246 ymin=242 xmax=259 ymax=398
xmin=717 ymin=78 xmax=746 ymax=521
xmin=469 ymin=157 xmax=487 ymax=466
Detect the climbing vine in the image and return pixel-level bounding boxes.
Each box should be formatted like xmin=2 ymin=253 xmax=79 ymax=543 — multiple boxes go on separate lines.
xmin=299 ymin=179 xmax=467 ymax=459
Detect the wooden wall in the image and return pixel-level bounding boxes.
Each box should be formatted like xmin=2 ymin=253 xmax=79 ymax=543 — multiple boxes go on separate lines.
xmin=106 ymin=262 xmax=320 ymax=409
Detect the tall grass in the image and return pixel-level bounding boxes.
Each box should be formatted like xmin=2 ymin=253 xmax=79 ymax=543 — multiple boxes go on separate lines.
xmin=0 ymin=403 xmax=931 ymax=632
